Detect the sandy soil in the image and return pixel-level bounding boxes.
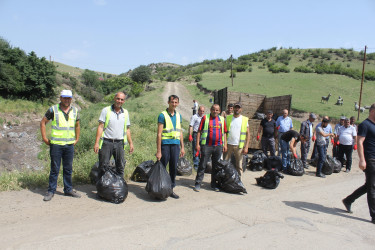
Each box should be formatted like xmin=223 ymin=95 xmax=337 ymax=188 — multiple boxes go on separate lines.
xmin=0 ymin=82 xmax=373 ymax=249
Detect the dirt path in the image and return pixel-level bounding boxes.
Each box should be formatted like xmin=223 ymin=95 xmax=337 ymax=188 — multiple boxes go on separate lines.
xmin=162 ymin=82 xmax=194 ymax=121
xmin=0 ymin=83 xmax=373 ymax=249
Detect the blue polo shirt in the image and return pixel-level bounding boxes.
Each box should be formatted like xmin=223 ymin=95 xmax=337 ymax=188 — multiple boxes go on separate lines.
xmin=276 ymin=116 xmax=293 ymax=133
xmin=158 ymin=109 xmax=182 ymax=145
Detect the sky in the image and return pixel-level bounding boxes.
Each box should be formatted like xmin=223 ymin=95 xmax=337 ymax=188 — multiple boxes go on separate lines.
xmin=1 ymin=0 xmax=375 ymax=75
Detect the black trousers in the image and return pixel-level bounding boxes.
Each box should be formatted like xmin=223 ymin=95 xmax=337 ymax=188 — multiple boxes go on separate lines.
xmin=195 ymin=145 xmax=222 ymax=188
xmin=338 ymin=144 xmax=353 ymax=170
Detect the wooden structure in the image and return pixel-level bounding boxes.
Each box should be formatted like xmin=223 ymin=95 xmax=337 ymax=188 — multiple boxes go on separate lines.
xmin=214 ymin=88 xmax=292 ymax=149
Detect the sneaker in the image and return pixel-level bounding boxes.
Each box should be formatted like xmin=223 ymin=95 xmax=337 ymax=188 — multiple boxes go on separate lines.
xmin=43 ymin=192 xmax=54 ymax=201
xmin=345 ymin=169 xmax=351 ymax=173
xmin=64 ymin=190 xmax=81 ymax=198
xmin=193 ymin=184 xmax=200 ymax=192
xmin=316 ymin=173 xmax=326 ymax=178
xmin=170 ymin=192 xmax=180 ymax=199
xmin=212 ymin=187 xmax=220 ymax=192
xmin=342 ymin=199 xmax=353 ymax=213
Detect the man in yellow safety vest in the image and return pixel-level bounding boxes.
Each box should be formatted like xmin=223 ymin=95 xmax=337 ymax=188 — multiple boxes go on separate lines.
xmin=40 ymin=90 xmax=81 ymax=201
xmin=156 ymin=95 xmax=185 ymax=199
xmin=94 ymin=92 xmax=134 ymax=179
xmin=224 ymin=102 xmax=250 ymax=179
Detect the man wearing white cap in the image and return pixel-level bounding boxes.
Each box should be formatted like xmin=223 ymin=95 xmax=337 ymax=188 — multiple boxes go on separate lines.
xmin=40 ymin=90 xmax=81 ymax=201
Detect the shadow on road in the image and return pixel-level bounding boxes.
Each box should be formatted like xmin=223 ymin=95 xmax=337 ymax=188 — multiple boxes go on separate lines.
xmin=283 ymin=200 xmax=369 ymax=223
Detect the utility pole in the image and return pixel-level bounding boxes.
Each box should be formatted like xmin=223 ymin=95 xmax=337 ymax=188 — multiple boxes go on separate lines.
xmin=357 ymin=46 xmax=367 ymax=121
xmin=230 ymin=54 xmax=233 ymax=87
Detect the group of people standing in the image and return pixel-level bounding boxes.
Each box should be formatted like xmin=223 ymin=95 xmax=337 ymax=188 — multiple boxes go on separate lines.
xmin=39 ymin=90 xmax=375 ymax=224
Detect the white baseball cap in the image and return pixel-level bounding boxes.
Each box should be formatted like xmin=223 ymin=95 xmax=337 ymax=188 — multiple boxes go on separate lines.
xmin=60 ymin=90 xmax=73 ymax=98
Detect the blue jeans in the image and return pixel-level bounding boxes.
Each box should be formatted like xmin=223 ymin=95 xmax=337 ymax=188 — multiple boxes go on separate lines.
xmin=192 ymin=132 xmax=200 ymax=166
xmin=48 ymin=144 xmax=74 ymax=194
xmin=316 ymin=144 xmax=326 ymax=175
xmin=161 ymin=144 xmax=180 ymax=188
xmin=280 ymin=139 xmax=290 ymax=170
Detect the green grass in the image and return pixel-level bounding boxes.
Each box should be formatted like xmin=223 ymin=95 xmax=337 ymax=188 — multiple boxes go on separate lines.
xmin=53 ymin=61 xmax=115 ymax=78
xmin=0 ymin=97 xmax=49 ymax=114
xmin=200 ymin=69 xmax=375 ymax=122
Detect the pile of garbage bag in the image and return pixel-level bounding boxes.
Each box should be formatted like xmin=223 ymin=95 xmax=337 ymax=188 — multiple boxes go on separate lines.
xmin=287 ymin=158 xmax=304 ymax=176
xmin=131 ymin=160 xmax=154 ymax=182
xmin=250 ymin=150 xmax=267 ymax=171
xmin=177 ymin=157 xmax=192 ymax=176
xmin=96 ymin=169 xmax=128 ymax=204
xmin=214 ymin=160 xmax=247 ymax=194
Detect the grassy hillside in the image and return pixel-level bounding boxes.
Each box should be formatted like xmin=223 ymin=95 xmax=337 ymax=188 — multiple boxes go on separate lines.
xmin=53 ymin=61 xmax=115 ymax=78
xmin=154 ymin=48 xmax=375 ymax=122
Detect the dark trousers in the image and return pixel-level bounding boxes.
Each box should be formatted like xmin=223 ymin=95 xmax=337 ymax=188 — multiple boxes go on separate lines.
xmin=160 ymin=144 xmax=180 ymax=188
xmin=195 ymin=145 xmax=222 ymax=188
xmin=345 ymin=158 xmax=375 ymax=220
xmin=316 ymin=144 xmax=326 ymax=175
xmin=99 ymin=140 xmax=125 ymax=177
xmin=301 ymin=140 xmax=311 ymax=167
xmin=48 ymin=144 xmax=74 ymax=194
xmin=193 ymin=110 xmax=197 ymax=115
xmin=192 ymin=132 xmax=200 ymax=166
xmin=261 ymin=137 xmax=276 ymax=156
xmin=338 ymin=144 xmax=353 ymax=170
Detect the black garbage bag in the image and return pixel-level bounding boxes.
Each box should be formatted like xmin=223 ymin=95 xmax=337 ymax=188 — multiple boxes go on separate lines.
xmin=230 ymin=154 xmax=248 ymax=172
xmin=131 ymin=160 xmax=154 ymax=182
xmin=250 ymin=150 xmax=267 ymax=171
xmin=310 ymin=156 xmax=319 ymax=167
xmin=287 ymin=158 xmax=304 ymax=176
xmin=265 ymin=156 xmax=282 ymax=171
xmin=332 ymin=157 xmax=342 ymax=173
xmin=96 ymin=169 xmax=128 ymax=204
xmin=322 ymin=155 xmax=335 ymax=175
xmin=214 ymin=160 xmax=247 ymax=194
xmin=177 ymin=157 xmax=192 ymax=176
xmin=256 ymin=170 xmax=284 ymax=189
xmin=145 ymin=161 xmax=172 ymax=200
xmin=89 ymin=162 xmax=100 ymax=185
xmin=90 ymin=160 xmax=116 ymax=185
xmin=205 ymin=160 xmax=212 ymax=174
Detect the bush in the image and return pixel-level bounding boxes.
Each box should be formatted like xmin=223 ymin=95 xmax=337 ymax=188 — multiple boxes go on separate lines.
xmin=130 ymin=82 xmax=144 ymax=97
xmin=229 ymin=72 xmax=236 ymax=78
xmin=130 ymin=65 xmax=151 ymax=83
xmin=193 ymin=74 xmax=202 ymax=82
xmin=235 ymin=65 xmax=247 ymax=72
xmin=294 ymin=66 xmax=314 ymax=73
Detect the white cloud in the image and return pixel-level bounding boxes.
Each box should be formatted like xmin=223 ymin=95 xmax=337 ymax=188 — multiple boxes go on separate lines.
xmin=62 ymin=49 xmax=87 ymax=60
xmin=93 ymin=0 xmax=107 ymax=6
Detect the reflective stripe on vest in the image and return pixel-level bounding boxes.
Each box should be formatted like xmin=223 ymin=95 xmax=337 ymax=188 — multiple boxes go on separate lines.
xmin=200 ymin=114 xmax=225 ymax=146
xmin=161 ymin=110 xmax=181 ymax=140
xmin=226 ymin=115 xmax=248 ymax=148
xmin=50 ymin=104 xmax=77 ymax=145
xmin=99 ymin=106 xmax=128 ymax=149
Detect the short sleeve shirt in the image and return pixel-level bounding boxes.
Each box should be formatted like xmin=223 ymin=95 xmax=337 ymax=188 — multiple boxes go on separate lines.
xmin=316 ymin=127 xmax=326 ymax=146
xmin=276 ymin=116 xmax=293 ymax=133
xmin=260 ymin=118 xmax=276 ymax=138
xmin=99 ymin=105 xmax=130 ymax=140
xmin=281 ymin=130 xmax=300 ymax=143
xmin=189 ymin=114 xmax=203 ymax=132
xmin=337 ymin=125 xmax=357 ymax=145
xmin=358 ymin=118 xmax=375 ymax=159
xmin=158 ymin=109 xmax=182 ymax=145
xmin=198 ymin=115 xmax=227 ymax=146
xmin=227 ymin=115 xmax=248 ymax=145
xmin=45 ymin=105 xmax=80 ymax=122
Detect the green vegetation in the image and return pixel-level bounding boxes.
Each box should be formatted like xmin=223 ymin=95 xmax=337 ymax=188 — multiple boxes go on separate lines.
xmin=0 ymin=38 xmax=56 ymax=101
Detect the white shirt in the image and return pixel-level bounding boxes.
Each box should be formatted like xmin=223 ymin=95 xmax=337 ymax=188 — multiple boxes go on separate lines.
xmin=189 ymin=114 xmax=203 ymax=132
xmin=227 ymin=115 xmax=248 ymax=145
xmin=193 ymin=102 xmax=198 ymax=111
xmin=337 ymin=125 xmax=357 ymax=145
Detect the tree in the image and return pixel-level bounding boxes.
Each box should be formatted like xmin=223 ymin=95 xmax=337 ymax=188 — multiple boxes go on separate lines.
xmin=130 ymin=65 xmax=151 ymax=83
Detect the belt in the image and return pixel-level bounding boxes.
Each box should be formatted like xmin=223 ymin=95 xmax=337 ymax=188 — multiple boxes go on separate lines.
xmin=193 ymin=131 xmax=198 ymax=134
xmin=103 ymin=138 xmax=123 ymax=143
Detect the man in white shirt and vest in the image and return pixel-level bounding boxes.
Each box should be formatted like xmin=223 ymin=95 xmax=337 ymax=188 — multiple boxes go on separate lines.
xmin=94 ymin=92 xmax=134 ymax=178
xmin=40 ymin=90 xmax=81 ymax=201
xmin=156 ymin=95 xmax=185 ymax=199
xmin=224 ymin=102 xmax=250 ymax=179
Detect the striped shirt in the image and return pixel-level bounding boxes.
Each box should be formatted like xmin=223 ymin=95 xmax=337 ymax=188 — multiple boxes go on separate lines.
xmin=198 ymin=115 xmax=227 ymax=146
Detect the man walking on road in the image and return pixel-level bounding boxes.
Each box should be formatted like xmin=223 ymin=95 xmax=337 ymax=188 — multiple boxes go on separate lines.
xmin=337 ymin=118 xmax=357 ymax=172
xmin=192 ymin=100 xmax=199 ymax=115
xmin=300 ymin=113 xmax=316 ymax=169
xmin=94 ymin=92 xmax=134 ymax=178
xmin=189 ymin=106 xmax=205 ymax=170
xmin=343 ymin=104 xmax=375 ymax=224
xmin=257 ymin=110 xmax=277 ymax=157
xmin=194 ymin=104 xmax=227 ymax=192
xmin=40 ymin=90 xmax=81 ymax=201
xmin=156 ymin=95 xmax=185 ymax=199
xmin=224 ymin=103 xmax=250 ymax=179
xmin=276 ymin=109 xmax=293 ymax=156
